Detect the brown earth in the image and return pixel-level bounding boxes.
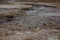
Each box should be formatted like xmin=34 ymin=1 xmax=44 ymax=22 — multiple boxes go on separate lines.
xmin=0 ymin=1 xmax=60 ymax=40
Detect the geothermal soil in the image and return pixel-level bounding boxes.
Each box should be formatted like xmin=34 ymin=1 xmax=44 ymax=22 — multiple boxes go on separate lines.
xmin=0 ymin=4 xmax=60 ymax=40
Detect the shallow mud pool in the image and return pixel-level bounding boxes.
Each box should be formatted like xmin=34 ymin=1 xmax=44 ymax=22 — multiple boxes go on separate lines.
xmin=0 ymin=4 xmax=60 ymax=40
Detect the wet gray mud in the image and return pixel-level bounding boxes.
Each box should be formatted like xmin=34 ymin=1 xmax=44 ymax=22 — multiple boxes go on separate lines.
xmin=4 ymin=5 xmax=60 ymax=29
xmin=0 ymin=4 xmax=60 ymax=29
xmin=0 ymin=4 xmax=60 ymax=40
